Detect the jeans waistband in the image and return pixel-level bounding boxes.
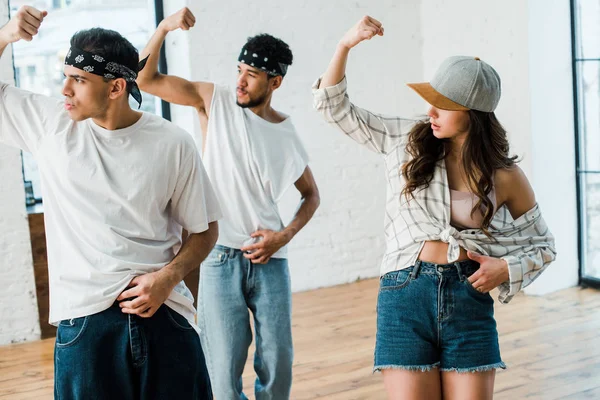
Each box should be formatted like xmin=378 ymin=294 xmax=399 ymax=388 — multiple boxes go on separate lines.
xmin=213 ymin=244 xmax=242 ymax=256
xmin=412 ymin=259 xmax=479 ymax=280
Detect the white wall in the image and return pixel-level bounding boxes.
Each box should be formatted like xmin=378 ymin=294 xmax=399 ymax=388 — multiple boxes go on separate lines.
xmin=420 ymin=0 xmax=532 ymax=172
xmin=0 ymin=0 xmax=42 ymax=345
xmin=526 ymin=0 xmax=579 ymax=294
xmin=175 ymin=0 xmax=424 ymax=291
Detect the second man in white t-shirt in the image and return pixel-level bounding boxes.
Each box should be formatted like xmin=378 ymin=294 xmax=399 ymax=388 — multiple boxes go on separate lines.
xmin=138 ymin=7 xmax=320 ymax=400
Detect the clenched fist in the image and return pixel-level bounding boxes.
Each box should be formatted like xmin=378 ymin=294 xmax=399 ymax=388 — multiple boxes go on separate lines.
xmin=159 ymin=7 xmax=196 ymax=32
xmin=0 ymin=6 xmax=47 ymax=44
xmin=339 ymin=16 xmax=384 ymax=50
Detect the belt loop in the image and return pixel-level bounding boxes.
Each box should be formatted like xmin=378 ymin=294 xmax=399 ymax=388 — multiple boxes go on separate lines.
xmin=411 ymin=260 xmax=422 ymax=279
xmin=455 ymin=261 xmax=465 ymax=281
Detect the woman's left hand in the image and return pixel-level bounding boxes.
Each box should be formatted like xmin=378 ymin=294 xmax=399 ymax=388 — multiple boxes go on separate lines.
xmin=466 ymin=251 xmax=509 ymax=293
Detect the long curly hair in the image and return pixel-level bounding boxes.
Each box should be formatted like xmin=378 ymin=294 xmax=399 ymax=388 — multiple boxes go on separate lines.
xmin=401 ymin=110 xmax=518 ymax=234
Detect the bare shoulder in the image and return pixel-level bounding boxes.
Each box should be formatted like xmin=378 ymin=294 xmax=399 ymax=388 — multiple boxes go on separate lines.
xmin=495 ymin=165 xmax=536 ymax=219
xmin=495 ymin=165 xmax=529 ymax=188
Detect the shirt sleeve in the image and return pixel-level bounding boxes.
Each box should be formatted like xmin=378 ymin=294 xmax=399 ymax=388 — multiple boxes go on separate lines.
xmin=170 ymin=149 xmax=222 ymax=234
xmin=496 ymin=209 xmax=557 ymax=303
xmin=312 ymin=76 xmax=415 ymax=155
xmin=0 ymin=82 xmax=64 ymax=154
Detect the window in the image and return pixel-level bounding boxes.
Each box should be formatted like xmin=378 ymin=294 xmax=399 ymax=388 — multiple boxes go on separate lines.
xmin=10 ymin=0 xmax=169 ymax=213
xmin=572 ymin=0 xmax=600 ymax=285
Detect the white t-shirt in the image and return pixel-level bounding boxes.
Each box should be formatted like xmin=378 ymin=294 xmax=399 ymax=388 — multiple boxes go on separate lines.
xmin=203 ymin=85 xmax=309 ymax=258
xmin=0 ymin=83 xmax=222 ymax=327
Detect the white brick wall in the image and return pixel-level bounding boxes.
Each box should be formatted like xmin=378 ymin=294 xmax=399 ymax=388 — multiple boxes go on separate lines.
xmin=0 ymin=0 xmax=41 ymax=345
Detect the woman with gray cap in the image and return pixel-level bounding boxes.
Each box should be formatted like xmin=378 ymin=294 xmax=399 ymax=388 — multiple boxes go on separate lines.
xmin=312 ymin=16 xmax=556 ymax=400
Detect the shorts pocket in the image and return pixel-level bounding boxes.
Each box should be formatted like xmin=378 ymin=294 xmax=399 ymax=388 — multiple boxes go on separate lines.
xmin=380 ymin=268 xmax=413 ymax=291
xmin=463 ymin=277 xmax=493 ymax=301
xmin=56 ymin=316 xmax=89 ymax=348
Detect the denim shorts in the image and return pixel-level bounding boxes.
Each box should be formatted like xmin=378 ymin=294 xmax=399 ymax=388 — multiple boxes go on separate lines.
xmin=374 ymin=259 xmax=506 ymax=373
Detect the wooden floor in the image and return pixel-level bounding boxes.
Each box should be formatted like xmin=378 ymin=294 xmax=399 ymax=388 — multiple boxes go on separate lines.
xmin=1 ymin=279 xmax=599 ymax=399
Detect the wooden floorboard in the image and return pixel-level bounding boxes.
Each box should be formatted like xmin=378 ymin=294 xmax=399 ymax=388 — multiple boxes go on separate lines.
xmin=0 ymin=279 xmax=598 ymax=399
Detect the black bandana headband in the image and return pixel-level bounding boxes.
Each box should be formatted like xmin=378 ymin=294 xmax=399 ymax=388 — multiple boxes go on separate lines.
xmin=237 ymin=46 xmax=289 ymax=77
xmin=64 ymin=47 xmax=149 ymax=109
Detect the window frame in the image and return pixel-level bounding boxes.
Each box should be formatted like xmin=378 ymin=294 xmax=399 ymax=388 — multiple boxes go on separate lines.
xmin=571 ymin=0 xmax=600 ymax=288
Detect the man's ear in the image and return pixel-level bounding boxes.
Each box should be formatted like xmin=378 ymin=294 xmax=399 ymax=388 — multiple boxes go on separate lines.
xmin=108 ymin=77 xmax=128 ymax=100
xmin=270 ymin=75 xmax=283 ymax=90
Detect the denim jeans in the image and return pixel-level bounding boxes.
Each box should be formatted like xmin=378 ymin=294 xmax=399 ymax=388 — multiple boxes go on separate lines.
xmin=198 ymin=245 xmax=293 ymax=400
xmin=374 ymin=260 xmax=505 ymax=373
xmin=54 ymin=303 xmax=212 ymax=400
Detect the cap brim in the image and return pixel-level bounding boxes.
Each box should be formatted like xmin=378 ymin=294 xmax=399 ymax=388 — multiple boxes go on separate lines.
xmin=406 ymin=82 xmax=470 ymax=111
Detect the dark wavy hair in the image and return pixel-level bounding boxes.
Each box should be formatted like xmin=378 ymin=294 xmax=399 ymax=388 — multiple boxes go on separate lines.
xmin=401 ymin=110 xmax=518 ymax=234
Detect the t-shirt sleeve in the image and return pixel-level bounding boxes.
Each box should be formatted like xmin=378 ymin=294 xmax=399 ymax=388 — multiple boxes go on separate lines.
xmin=170 ymin=149 xmax=222 ymax=234
xmin=0 ymin=83 xmax=64 ymax=154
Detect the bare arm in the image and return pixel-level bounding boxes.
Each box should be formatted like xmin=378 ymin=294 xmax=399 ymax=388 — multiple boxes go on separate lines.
xmin=318 ymin=16 xmax=383 ymax=89
xmin=241 ymin=167 xmax=320 ymax=264
xmin=282 ymin=166 xmax=321 ymax=240
xmin=0 ymin=38 xmax=8 ymax=57
xmin=136 ymin=7 xmax=214 ymax=113
xmin=160 ymin=222 xmax=219 ymax=285
xmin=117 ymin=221 xmax=218 ymax=317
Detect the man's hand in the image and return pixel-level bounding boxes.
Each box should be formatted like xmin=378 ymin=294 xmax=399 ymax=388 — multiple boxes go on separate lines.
xmin=466 ymin=251 xmax=510 ymax=294
xmin=117 ymin=270 xmax=177 ymax=318
xmin=0 ymin=6 xmax=47 ymax=44
xmin=240 ymin=230 xmax=292 ymax=264
xmin=339 ymin=16 xmax=384 ymax=50
xmin=159 ymin=7 xmax=196 ymax=33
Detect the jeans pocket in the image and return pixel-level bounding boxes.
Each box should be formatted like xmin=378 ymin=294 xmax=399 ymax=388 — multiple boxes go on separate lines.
xmin=463 ymin=278 xmax=493 ymax=301
xmin=164 ymin=306 xmax=194 ymax=331
xmin=379 ymin=268 xmax=413 ymax=291
xmin=203 ymin=248 xmax=229 ymax=267
xmin=56 ymin=316 xmax=89 ymax=348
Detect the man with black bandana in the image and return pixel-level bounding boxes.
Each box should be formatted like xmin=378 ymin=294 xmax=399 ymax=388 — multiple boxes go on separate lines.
xmin=138 ymin=7 xmax=320 ymax=400
xmin=0 ymin=5 xmax=220 ymax=399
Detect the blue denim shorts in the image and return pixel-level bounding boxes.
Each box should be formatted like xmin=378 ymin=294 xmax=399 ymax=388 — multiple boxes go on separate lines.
xmin=374 ymin=260 xmax=506 ymax=373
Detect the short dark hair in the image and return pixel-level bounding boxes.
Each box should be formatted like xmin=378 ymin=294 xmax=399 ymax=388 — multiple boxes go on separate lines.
xmin=70 ymin=28 xmax=139 ymax=93
xmin=243 ymin=33 xmax=293 ymax=71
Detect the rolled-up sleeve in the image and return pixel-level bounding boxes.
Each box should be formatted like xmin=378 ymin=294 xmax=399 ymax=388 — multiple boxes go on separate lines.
xmin=312 ymin=76 xmax=415 ymax=155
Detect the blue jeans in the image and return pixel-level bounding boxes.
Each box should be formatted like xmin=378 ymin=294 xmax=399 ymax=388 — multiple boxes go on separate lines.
xmin=198 ymin=245 xmax=293 ymax=400
xmin=54 ymin=303 xmax=212 ymax=399
xmin=375 ymin=260 xmax=506 ymax=373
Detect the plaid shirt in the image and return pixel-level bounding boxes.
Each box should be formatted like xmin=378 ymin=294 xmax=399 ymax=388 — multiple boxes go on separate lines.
xmin=312 ymin=77 xmax=556 ymax=303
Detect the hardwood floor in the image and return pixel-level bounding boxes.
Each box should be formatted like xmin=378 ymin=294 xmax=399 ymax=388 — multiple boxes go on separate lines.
xmin=0 ymin=279 xmax=599 ymax=399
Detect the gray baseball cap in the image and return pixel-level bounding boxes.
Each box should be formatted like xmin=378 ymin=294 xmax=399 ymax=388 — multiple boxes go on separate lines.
xmin=407 ymin=56 xmax=501 ymax=113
